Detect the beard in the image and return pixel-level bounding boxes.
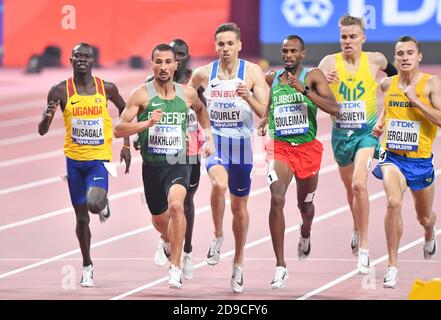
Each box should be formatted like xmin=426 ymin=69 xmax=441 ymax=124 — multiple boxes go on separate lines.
xmin=157 ymin=75 xmax=171 ymax=83
xmin=284 ymin=62 xmax=299 ymax=75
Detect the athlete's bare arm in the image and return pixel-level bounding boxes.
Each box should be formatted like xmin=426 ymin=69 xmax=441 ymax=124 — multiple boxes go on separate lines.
xmin=407 ymin=75 xmax=441 ymax=127
xmin=113 ymin=85 xmax=162 ymax=138
xmin=184 ymin=86 xmax=215 ymax=157
xmin=288 ymin=68 xmax=338 ymax=116
xmin=367 ymin=51 xmax=389 ymax=77
xmin=318 ymin=54 xmax=339 ymax=84
xmin=372 ymin=77 xmax=392 ymax=137
xmin=104 ymin=81 xmax=131 ymax=173
xmin=38 ymin=82 xmax=66 ymax=136
xmin=188 ymin=65 xmax=211 ymax=91
xmin=237 ymin=62 xmax=269 ymax=118
xmin=257 ymin=70 xmax=276 ymax=136
xmin=307 ymin=68 xmax=339 ymax=115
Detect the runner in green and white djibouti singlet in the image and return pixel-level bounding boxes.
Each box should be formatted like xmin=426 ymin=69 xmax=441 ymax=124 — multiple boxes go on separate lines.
xmin=269 ymin=67 xmax=318 ymax=145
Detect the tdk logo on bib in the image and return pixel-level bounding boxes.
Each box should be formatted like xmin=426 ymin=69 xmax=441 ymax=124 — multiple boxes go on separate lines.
xmin=155 ymin=125 xmax=178 ymax=133
xmin=389 ymin=120 xmax=415 ymax=128
xmin=341 ymin=102 xmax=362 ymax=108
xmin=278 ymin=105 xmax=302 ymax=113
xmin=214 ymin=102 xmax=236 ymax=108
xmin=76 ymin=119 xmax=101 ymax=126
xmin=281 ymin=0 xmax=334 ymax=27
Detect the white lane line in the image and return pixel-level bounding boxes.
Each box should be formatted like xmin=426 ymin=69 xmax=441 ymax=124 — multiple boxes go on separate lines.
xmin=2 ymin=257 xmax=439 ymax=263
xmin=0 ymin=150 xmax=63 ymax=168
xmin=110 ymin=190 xmax=384 ymax=300
xmin=0 ymin=76 xmax=145 ymax=115
xmin=0 ymin=128 xmax=65 ymax=146
xmin=298 ymin=229 xmax=441 ymax=300
xmin=0 ymin=176 xmax=63 ymax=196
xmin=0 ymin=116 xmax=41 ymax=129
xmin=0 ymin=132 xmax=332 ymax=195
xmin=0 ymin=101 xmax=45 ymax=115
xmin=0 ymin=152 xmax=335 ymax=231
xmin=0 ymin=205 xmax=212 ymax=280
xmin=0 ymin=157 xmax=142 ymax=196
xmin=0 ymin=137 xmax=133 ymax=168
xmin=111 ymin=169 xmax=441 ymax=300
xmin=0 ymin=162 xmax=340 ymax=280
xmin=0 ymin=187 xmax=140 ymax=232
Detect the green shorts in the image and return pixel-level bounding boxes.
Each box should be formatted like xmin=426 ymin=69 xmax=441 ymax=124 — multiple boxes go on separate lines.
xmin=331 ymin=129 xmax=380 ymax=167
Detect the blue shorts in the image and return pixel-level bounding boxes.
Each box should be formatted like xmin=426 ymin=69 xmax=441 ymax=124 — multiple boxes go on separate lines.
xmin=372 ymin=151 xmax=435 ymax=191
xmin=206 ymin=134 xmax=253 ymax=197
xmin=66 ymin=157 xmax=109 ymax=205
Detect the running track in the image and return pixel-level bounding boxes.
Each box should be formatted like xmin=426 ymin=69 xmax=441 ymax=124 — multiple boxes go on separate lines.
xmin=0 ymin=65 xmax=440 ymax=300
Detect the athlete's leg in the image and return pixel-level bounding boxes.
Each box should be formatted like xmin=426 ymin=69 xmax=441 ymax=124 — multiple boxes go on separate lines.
xmin=381 ymin=164 xmax=407 ymax=267
xmin=352 ymin=147 xmax=375 ymax=249
xmin=87 ymin=187 xmax=107 ymax=213
xmin=183 ymin=162 xmax=200 ymax=253
xmin=167 ymin=184 xmax=187 ymax=267
xmin=183 ymin=188 xmax=197 ymax=253
xmin=295 ymin=173 xmax=319 ymax=238
xmin=230 ymin=194 xmax=249 ymax=267
xmin=411 ymin=184 xmax=437 ymax=241
xmin=66 ymin=158 xmax=93 ymax=267
xmin=73 ymin=203 xmax=92 ymax=266
xmin=208 ymin=165 xmax=228 ymax=238
xmin=338 ymin=164 xmax=356 ymax=229
xmin=85 ymin=160 xmax=110 ymax=214
xmin=152 ymin=211 xmax=170 ymax=242
xmin=268 ymin=160 xmax=293 ymax=267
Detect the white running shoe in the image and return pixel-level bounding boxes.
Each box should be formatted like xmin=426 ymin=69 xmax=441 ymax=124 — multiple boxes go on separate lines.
xmin=154 ymin=238 xmax=170 ymax=266
xmin=357 ymin=248 xmax=370 ymax=274
xmin=182 ymin=252 xmax=194 ymax=280
xmin=206 ymin=236 xmax=223 ymax=266
xmin=351 ymin=230 xmax=359 ymax=256
xmin=169 ymin=264 xmax=183 ymax=289
xmin=270 ymin=266 xmax=289 ymax=289
xmin=423 ymin=228 xmax=437 ymax=260
xmin=99 ymin=200 xmax=111 ymax=223
xmin=80 ymin=264 xmax=94 ymax=287
xmin=383 ymin=266 xmax=398 ymax=289
xmin=298 ymin=236 xmax=311 ymax=260
xmin=231 ymin=265 xmax=244 ymax=293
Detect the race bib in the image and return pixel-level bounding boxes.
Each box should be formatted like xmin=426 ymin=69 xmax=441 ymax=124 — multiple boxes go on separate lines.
xmin=148 ymin=124 xmax=183 ymax=154
xmin=378 ymin=147 xmax=387 ymax=163
xmin=335 ymin=101 xmax=367 ymax=129
xmin=187 ymin=108 xmax=198 ymax=132
xmin=274 ymin=103 xmax=309 ymax=136
xmin=209 ymin=101 xmax=243 ymax=128
xmin=386 ymin=119 xmax=420 ymax=151
xmin=71 ymin=117 xmax=104 ymax=145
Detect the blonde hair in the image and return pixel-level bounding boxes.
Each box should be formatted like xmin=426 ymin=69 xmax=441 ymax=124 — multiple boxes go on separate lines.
xmin=338 ymin=14 xmax=365 ymax=31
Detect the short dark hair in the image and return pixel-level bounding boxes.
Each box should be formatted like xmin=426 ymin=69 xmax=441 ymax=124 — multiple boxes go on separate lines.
xmin=170 ymin=39 xmax=189 ymax=53
xmin=283 ymin=35 xmax=305 ymax=51
xmin=215 ymin=22 xmax=241 ymax=40
xmin=72 ymin=42 xmax=93 ymax=56
xmin=395 ymin=35 xmax=421 ymax=53
xmin=151 ymin=44 xmax=176 ymax=60
xmin=339 ymin=14 xmax=365 ymax=31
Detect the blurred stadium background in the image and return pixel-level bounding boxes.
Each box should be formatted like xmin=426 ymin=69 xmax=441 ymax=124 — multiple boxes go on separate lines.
xmin=1 ymin=0 xmax=440 ymax=71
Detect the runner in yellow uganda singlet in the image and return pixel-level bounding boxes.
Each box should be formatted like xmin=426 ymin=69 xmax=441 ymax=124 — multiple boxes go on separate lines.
xmin=63 ymin=76 xmax=113 ymax=161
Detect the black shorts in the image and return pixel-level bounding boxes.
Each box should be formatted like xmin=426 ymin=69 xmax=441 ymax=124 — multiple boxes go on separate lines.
xmin=142 ymin=162 xmax=191 ymax=215
xmin=188 ymin=156 xmax=201 ymax=193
